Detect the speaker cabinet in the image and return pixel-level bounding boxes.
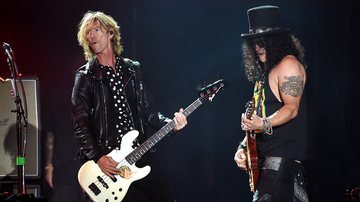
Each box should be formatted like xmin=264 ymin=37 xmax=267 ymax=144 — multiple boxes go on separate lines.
xmin=0 ymin=78 xmax=41 ymax=179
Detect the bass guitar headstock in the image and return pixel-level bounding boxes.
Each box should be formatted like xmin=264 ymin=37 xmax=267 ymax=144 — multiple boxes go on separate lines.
xmin=198 ymin=78 xmax=228 ymax=103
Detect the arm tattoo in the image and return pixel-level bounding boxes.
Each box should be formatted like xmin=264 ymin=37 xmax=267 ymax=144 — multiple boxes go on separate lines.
xmin=279 ymin=75 xmax=304 ymax=97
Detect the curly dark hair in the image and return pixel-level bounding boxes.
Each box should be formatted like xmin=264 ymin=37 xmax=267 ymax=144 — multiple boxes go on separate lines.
xmin=242 ymin=33 xmax=306 ymax=82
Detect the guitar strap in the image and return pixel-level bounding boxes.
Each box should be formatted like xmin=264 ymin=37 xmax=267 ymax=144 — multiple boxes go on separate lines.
xmin=252 ymin=80 xmax=265 ymax=117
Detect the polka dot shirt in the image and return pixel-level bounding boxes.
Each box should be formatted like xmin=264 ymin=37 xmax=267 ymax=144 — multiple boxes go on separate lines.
xmin=100 ymin=57 xmax=135 ymax=149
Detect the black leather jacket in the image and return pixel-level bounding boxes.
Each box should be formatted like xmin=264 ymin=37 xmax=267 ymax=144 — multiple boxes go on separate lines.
xmin=71 ymin=56 xmax=170 ymax=163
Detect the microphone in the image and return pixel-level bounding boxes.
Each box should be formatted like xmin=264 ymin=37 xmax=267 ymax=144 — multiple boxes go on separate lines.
xmin=3 ymin=42 xmax=14 ymax=61
xmin=1 ymin=43 xmax=13 ymax=83
xmin=2 ymin=42 xmax=17 ymax=94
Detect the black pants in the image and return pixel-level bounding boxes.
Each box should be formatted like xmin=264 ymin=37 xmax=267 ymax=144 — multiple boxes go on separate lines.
xmin=253 ymin=157 xmax=308 ymax=202
xmin=84 ymin=152 xmax=175 ymax=202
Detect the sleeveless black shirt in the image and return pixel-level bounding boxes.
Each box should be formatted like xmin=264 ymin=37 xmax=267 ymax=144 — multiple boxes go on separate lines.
xmin=256 ymin=76 xmax=308 ymax=161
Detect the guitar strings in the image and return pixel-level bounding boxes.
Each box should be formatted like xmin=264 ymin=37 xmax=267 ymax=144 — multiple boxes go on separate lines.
xmin=93 ymin=158 xmax=132 ymax=192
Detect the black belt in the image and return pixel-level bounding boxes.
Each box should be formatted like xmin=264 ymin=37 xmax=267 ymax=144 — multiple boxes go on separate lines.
xmin=262 ymin=157 xmax=301 ymax=171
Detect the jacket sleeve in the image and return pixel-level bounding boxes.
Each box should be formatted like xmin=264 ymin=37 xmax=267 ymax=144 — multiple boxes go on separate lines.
xmin=71 ymin=71 xmax=103 ymax=163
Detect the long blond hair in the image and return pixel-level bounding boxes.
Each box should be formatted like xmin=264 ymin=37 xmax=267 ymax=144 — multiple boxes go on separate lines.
xmin=77 ymin=11 xmax=123 ymax=61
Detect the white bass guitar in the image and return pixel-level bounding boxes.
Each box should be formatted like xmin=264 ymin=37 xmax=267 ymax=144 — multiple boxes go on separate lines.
xmin=78 ymin=79 xmax=228 ymax=202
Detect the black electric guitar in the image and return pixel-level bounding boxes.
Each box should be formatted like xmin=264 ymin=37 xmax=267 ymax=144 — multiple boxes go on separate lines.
xmin=78 ymin=79 xmax=228 ymax=202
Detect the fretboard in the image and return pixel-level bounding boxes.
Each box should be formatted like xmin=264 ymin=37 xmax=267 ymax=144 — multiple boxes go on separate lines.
xmin=125 ymin=97 xmax=206 ymax=164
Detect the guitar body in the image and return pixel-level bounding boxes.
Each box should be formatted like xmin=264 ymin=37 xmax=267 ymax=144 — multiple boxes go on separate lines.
xmin=78 ymin=130 xmax=151 ymax=202
xmin=245 ymin=131 xmax=259 ymax=192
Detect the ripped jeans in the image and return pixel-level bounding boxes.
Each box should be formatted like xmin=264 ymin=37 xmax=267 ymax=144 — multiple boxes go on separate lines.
xmin=253 ymin=157 xmax=309 ymax=202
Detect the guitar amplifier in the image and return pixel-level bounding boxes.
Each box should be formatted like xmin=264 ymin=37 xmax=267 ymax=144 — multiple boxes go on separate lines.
xmin=0 ymin=77 xmax=41 ymax=179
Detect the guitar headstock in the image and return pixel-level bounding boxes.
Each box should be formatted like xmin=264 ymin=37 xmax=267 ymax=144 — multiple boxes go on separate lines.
xmin=346 ymin=186 xmax=360 ymax=201
xmin=198 ymin=78 xmax=228 ymax=102
xmin=245 ymin=99 xmax=255 ymax=119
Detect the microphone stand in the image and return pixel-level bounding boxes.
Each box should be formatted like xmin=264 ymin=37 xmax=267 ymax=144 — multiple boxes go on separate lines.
xmin=3 ymin=43 xmax=29 ymax=197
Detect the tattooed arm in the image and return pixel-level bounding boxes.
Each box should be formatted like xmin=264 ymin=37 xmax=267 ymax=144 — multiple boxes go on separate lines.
xmin=267 ymin=55 xmax=306 ymax=127
xmin=241 ymin=55 xmax=306 ymax=132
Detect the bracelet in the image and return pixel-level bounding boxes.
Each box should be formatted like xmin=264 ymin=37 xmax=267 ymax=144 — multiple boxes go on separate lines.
xmin=262 ymin=117 xmax=273 ymax=135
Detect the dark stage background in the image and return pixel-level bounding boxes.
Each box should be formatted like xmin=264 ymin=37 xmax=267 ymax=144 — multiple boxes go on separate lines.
xmin=1 ymin=0 xmax=359 ymax=201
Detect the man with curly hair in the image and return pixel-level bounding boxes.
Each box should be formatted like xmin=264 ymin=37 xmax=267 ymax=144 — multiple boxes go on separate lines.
xmin=71 ymin=11 xmax=187 ymax=202
xmin=234 ymin=5 xmax=309 ymax=202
